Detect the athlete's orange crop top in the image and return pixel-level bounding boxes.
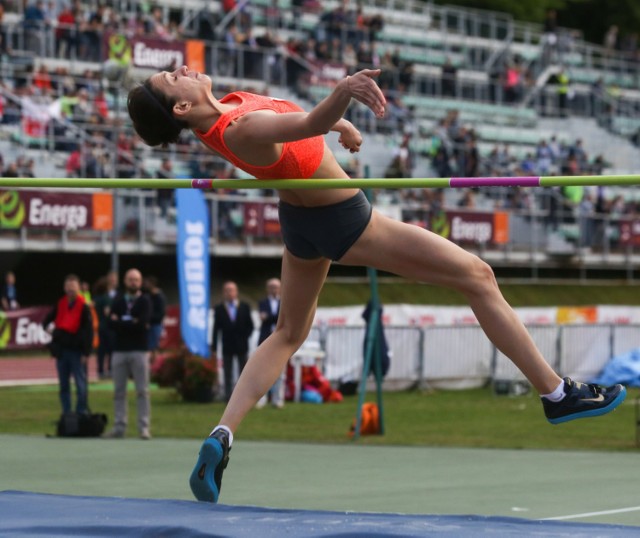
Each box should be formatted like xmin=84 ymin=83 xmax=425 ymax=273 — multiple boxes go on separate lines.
xmin=195 ymin=91 xmax=325 ymax=180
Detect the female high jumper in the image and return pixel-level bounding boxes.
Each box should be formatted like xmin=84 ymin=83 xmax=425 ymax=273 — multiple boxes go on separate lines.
xmin=127 ymin=66 xmax=626 ymax=503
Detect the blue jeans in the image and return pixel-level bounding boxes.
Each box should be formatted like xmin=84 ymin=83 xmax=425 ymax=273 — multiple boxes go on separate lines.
xmin=56 ymin=349 xmax=88 ymax=414
xmin=147 ymin=324 xmax=162 ymax=351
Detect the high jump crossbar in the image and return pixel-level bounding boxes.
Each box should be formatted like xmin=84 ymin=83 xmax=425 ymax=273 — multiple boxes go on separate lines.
xmin=1 ymin=175 xmax=640 ymax=189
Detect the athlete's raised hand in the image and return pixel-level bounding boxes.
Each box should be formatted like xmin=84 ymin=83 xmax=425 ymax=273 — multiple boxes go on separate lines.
xmin=346 ymin=69 xmax=387 ymax=118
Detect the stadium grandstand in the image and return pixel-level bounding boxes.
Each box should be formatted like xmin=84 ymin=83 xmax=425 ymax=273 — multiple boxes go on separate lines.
xmin=0 ymin=0 xmax=639 ymax=275
xmin=3 ymin=4 xmax=640 ymax=533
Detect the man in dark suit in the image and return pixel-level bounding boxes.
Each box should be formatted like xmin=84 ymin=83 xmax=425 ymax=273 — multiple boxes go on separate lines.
xmin=255 ymin=278 xmax=285 ymax=409
xmin=258 ymin=278 xmax=280 ymax=345
xmin=212 ymin=281 xmax=254 ymax=402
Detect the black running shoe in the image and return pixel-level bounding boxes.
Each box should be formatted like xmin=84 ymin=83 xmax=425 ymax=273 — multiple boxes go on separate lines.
xmin=542 ymin=377 xmax=627 ymax=424
xmin=189 ymin=429 xmax=231 ymax=502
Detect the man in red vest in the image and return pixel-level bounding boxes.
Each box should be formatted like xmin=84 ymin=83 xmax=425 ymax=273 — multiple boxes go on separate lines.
xmin=43 ymin=274 xmax=94 ymax=415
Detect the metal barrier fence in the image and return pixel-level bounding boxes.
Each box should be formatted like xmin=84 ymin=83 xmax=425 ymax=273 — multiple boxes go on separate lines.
xmin=4 ymin=189 xmax=640 ymax=275
xmin=301 ymin=323 xmax=640 ymax=390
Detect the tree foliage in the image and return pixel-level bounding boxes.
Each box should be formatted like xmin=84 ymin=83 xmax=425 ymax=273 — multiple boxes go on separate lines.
xmin=430 ymin=0 xmax=640 ymax=44
xmin=431 ymin=0 xmax=571 ymax=24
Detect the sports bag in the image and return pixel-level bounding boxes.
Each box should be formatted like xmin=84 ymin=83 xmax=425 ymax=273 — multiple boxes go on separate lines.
xmin=57 ymin=411 xmax=108 ymax=437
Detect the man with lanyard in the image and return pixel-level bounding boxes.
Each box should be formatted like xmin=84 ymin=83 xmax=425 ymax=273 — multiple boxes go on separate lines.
xmin=105 ymin=268 xmax=152 ymax=440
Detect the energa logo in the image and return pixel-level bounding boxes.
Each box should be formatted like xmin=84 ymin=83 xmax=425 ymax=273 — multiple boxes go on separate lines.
xmin=0 ymin=191 xmax=26 ymax=228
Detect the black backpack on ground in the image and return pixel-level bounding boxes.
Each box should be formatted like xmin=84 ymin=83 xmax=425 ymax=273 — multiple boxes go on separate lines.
xmin=56 ymin=411 xmax=108 ymax=437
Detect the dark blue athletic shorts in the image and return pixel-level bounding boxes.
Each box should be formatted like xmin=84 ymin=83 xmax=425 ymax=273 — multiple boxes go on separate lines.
xmin=278 ymin=190 xmax=373 ymax=261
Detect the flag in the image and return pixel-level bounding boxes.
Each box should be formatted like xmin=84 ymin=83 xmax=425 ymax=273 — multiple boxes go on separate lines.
xmin=176 ymin=189 xmax=210 ymax=358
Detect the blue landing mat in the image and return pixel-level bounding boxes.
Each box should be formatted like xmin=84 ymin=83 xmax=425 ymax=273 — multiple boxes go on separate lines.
xmin=1 ymin=491 xmax=639 ymax=537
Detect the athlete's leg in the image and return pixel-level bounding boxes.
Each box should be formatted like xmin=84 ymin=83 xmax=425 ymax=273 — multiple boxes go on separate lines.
xmin=339 ymin=211 xmax=561 ymax=394
xmin=218 ymin=250 xmax=331 ymax=432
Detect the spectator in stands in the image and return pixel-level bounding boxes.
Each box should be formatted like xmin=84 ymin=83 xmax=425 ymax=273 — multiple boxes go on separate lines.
xmin=463 ymin=137 xmax=479 ymax=177
xmin=536 ymin=139 xmax=553 ymax=175
xmin=79 ymin=5 xmax=104 ymax=62
xmin=222 ymin=0 xmax=237 ymax=15
xmin=554 ymin=67 xmax=570 ymax=116
xmin=290 ymin=0 xmax=304 ymax=30
xmin=367 ymin=12 xmax=384 ymax=42
xmin=84 ymin=140 xmax=108 ymax=178
xmin=105 ymin=268 xmax=152 ymax=440
xmin=541 ymin=9 xmax=558 ymax=63
xmin=591 ymin=154 xmax=607 ymax=175
xmin=23 ymin=0 xmax=46 ymax=53
xmin=457 ymin=189 xmax=476 ymax=209
xmin=94 ymin=89 xmax=109 ymax=120
xmin=343 ymin=156 xmax=362 ymax=178
xmin=237 ymin=9 xmax=253 ymax=37
xmin=148 ymin=5 xmax=172 ymax=40
xmin=497 ymin=144 xmax=511 ymax=174
xmin=564 ymin=154 xmax=580 ymax=175
xmin=432 ymin=145 xmax=452 ymax=178
xmin=609 ymin=194 xmax=626 ymax=216
xmin=144 ymin=276 xmax=166 ymax=365
xmin=73 ymin=88 xmax=92 ymax=122
xmin=441 ymin=58 xmax=457 ymax=97
xmin=520 ymin=153 xmax=536 ymax=175
xmin=33 ymin=65 xmax=52 ymax=94
xmin=116 ymin=132 xmax=135 ymax=178
xmin=65 ymin=147 xmax=82 ymax=177
xmin=241 ymin=28 xmax=263 ymax=79
xmin=604 ymin=25 xmax=619 ymax=58
xmin=56 ymin=2 xmax=76 ymax=59
xmin=578 ymin=190 xmax=596 ymax=249
xmin=386 ymin=133 xmax=414 ymax=178
xmin=1 ymin=271 xmax=19 ymax=310
xmin=221 ymin=22 xmax=240 ymax=77
xmin=42 ymin=274 xmax=93 ymax=415
xmin=265 ymin=0 xmax=284 ymax=31
xmin=548 ymin=136 xmax=560 ymax=161
xmin=343 ymin=42 xmax=358 ymax=75
xmin=570 ymin=139 xmax=588 ymax=171
xmin=503 ymin=61 xmax=523 ymax=103
xmin=155 ymin=158 xmax=174 ymax=219
xmin=3 ymin=162 xmax=19 ymax=177
xmin=589 ymin=77 xmax=605 ymax=117
xmin=22 ymin=159 xmax=35 ymax=178
xmin=398 ymin=60 xmax=414 ymax=90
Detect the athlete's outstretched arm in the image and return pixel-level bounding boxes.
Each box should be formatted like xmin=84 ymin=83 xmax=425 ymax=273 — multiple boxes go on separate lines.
xmin=236 ymin=69 xmax=385 ymax=146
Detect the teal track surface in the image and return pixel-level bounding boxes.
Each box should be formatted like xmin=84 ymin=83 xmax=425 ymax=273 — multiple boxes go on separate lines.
xmin=1 ymin=435 xmax=640 ymax=536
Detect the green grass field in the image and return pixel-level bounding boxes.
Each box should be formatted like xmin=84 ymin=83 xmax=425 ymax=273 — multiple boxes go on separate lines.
xmin=318 ymin=280 xmax=640 ymax=307
xmin=2 ymin=383 xmax=638 ymax=451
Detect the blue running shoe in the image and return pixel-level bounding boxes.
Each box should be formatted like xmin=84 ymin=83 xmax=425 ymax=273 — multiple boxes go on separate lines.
xmin=542 ymin=377 xmax=627 ymax=425
xmin=189 ymin=429 xmax=231 ymax=502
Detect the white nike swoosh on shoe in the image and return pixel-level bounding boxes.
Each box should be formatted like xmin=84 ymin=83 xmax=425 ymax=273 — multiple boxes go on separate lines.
xmin=582 ymin=394 xmax=605 ymax=403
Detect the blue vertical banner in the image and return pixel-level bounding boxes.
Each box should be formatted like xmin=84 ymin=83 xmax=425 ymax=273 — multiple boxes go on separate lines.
xmin=176 ymin=189 xmax=210 ymax=358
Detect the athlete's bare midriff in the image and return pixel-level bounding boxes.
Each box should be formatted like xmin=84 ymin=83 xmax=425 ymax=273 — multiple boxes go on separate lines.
xmin=276 ymin=144 xmax=359 ymax=207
